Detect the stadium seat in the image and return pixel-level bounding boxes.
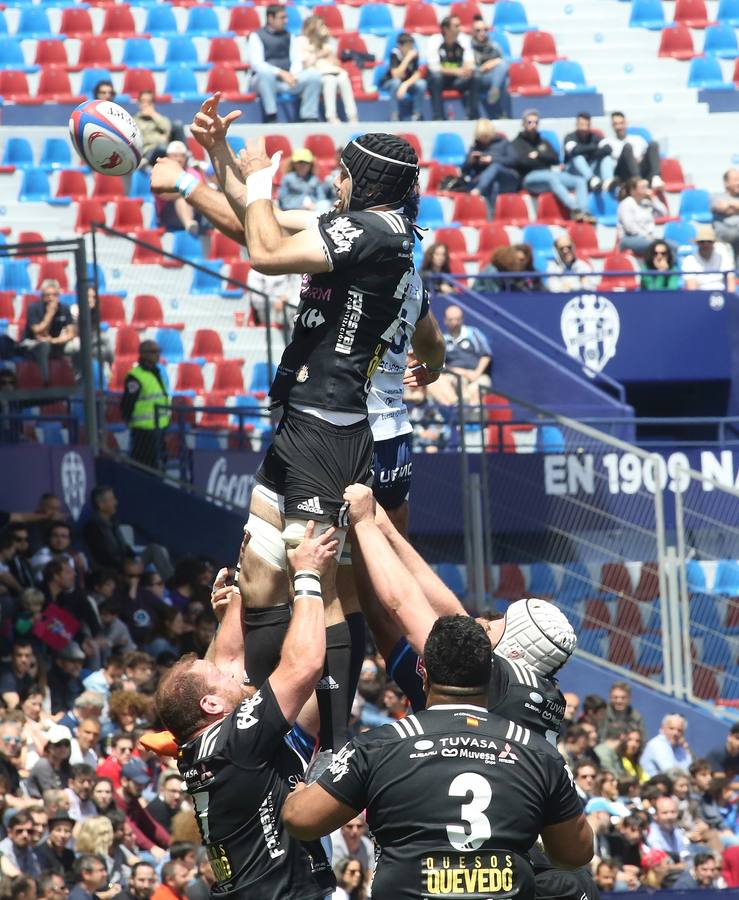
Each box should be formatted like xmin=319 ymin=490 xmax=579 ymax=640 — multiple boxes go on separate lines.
xmin=39 ymin=138 xmax=72 ymax=172
xmin=77 ymin=37 xmax=115 ymax=71
xmin=0 ymin=38 xmax=34 ymax=73
xmin=163 ymin=65 xmax=205 ymax=101
xmin=284 ymin=6 xmax=304 ymax=36
xmin=121 ymin=69 xmax=157 ymax=99
xmin=559 ymin=562 xmax=593 ymax=604
xmin=0 ymin=293 xmax=18 ymax=324
xmin=190 ymin=329 xmax=224 ymax=362
xmin=313 ymin=4 xmax=345 ymax=36
xmin=111 ymin=199 xmax=144 ymax=233
xmin=79 ymin=68 xmax=115 ymax=100
xmin=185 ymin=6 xmax=222 ymax=36
xmin=582 ymin=598 xmax=611 ymax=629
xmin=357 ymin=3 xmax=395 ymax=37
xmin=230 ymin=395 xmax=270 ymax=436
xmin=674 ymin=0 xmax=711 ymax=28
xmin=174 ymin=362 xmax=205 ymax=395
xmin=206 ymin=66 xmax=254 ymax=102
xmin=15 ymin=360 xmax=44 ymax=390
xmin=208 ymin=38 xmax=245 ymax=69
xmin=37 ymin=67 xmax=84 ymax=103
xmin=18 ymin=167 xmax=50 ymax=202
xmin=726 ymin=597 xmax=739 ymax=633
xmin=144 ymin=5 xmax=179 ymax=36
xmin=599 ymin=562 xmax=633 ymax=596
xmin=635 ymin=637 xmax=663 ymax=675
xmin=704 ymin=22 xmax=739 ymax=57
xmin=577 ymin=629 xmax=607 ymax=657
xmin=690 ymin=592 xmax=722 ymax=630
xmin=478 ymin=223 xmax=511 ymax=256
xmin=700 ymin=633 xmax=733 ymax=669
xmin=614 ymin=597 xmax=646 ymax=633
xmin=265 ymin=134 xmax=294 ymax=160
xmin=599 ymin=253 xmax=639 ymax=290
xmin=522 ymin=224 xmax=554 ymax=254
xmin=402 ymin=3 xmax=439 ymax=35
xmin=121 ymin=40 xmax=158 ymax=72
xmin=550 ymin=60 xmax=596 ymax=93
xmin=607 ymin=634 xmax=636 ymax=668
xmin=434 ymin=227 xmax=468 ymax=260
xmin=450 ymin=1 xmax=483 ymax=28
xmin=718 ymin=0 xmax=739 ymax=26
xmin=536 ymin=424 xmax=566 ymax=453
xmin=692 ymin=665 xmax=720 ymax=700
xmin=132 ymin=294 xmax=165 ymax=328
xmin=1 ymin=137 xmax=34 ymax=169
xmin=634 ymin=563 xmax=660 ymax=601
xmin=678 ymin=188 xmax=713 ymax=222
xmin=528 ymin=563 xmax=557 ymax=598
xmin=227 ymin=6 xmax=261 ymax=34
xmin=131 ymin=231 xmax=167 ymax=265
xmin=59 ymin=6 xmax=93 ymax=37
xmin=687 ymin=55 xmax=731 ymax=88
xmin=102 ymin=5 xmax=137 ymax=38
xmin=2 ymin=260 xmax=32 ymax=294
xmin=493 ymin=0 xmax=534 ymax=32
xmin=209 ymin=232 xmax=243 ymax=262
xmin=16 ymin=7 xmax=53 ymax=38
xmin=36 ymin=260 xmax=69 ymax=291
xmin=722 ymin=674 xmax=739 ymax=700
xmin=630 ymin=0 xmax=667 ymax=29
xmin=713 ymin=559 xmax=739 ymax=595
xmin=493 ymin=193 xmax=530 ymax=226
xmin=425 ymin=163 xmax=464 ymax=196
xmin=567 ymin=221 xmax=610 ymax=259
xmin=535 ymin=193 xmax=570 ymax=226
xmin=165 ymin=36 xmax=207 ymax=71
xmin=16 ymin=232 xmax=45 ymax=263
xmin=0 ymin=71 xmax=33 ymax=103
xmin=171 ymin=231 xmax=202 ymax=262
xmin=75 ymin=199 xmax=106 ymax=233
xmin=418 ymin=196 xmax=447 ymax=229
xmin=336 ymin=32 xmax=374 ymax=63
xmin=98 ymin=294 xmax=126 ymax=327
xmin=114 ymin=326 xmax=140 ymax=362
xmin=190 ymin=260 xmax=223 ymax=294
xmin=686 ymin=559 xmax=707 ymax=591
xmin=92 ymin=173 xmax=125 ymax=202
xmin=493 ymin=563 xmax=525 ymax=600
xmin=521 ymin=30 xmax=561 ymax=63
xmin=587 ymin=190 xmax=619 ymax=226
xmin=156 ymin=328 xmax=184 ymax=364
xmin=448 ymin=194 xmax=486 ymax=228
xmin=660 ymin=158 xmax=692 ymax=192
xmin=249 ymin=361 xmax=278 ymax=397
xmin=431 ymin=132 xmax=467 ymax=166
xmin=508 ymin=61 xmax=551 ymax=96
xmin=303 ymin=134 xmax=336 ymax=165
xmin=211 ymin=361 xmax=245 ymax=397
xmin=48 ymin=358 xmax=75 ymax=389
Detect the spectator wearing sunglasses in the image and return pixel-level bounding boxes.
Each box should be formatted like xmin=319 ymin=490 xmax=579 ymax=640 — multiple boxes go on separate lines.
xmin=0 ymin=811 xmax=42 ymax=878
xmin=641 ymin=241 xmax=680 ymax=291
xmin=546 ymin=235 xmax=597 ymax=292
xmin=470 ymin=17 xmax=508 ymax=116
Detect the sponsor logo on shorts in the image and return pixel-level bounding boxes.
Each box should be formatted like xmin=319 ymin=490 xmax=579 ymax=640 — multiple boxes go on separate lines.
xmin=297 ymin=496 xmax=324 ymax=515
xmin=316 ymin=676 xmax=339 ymax=690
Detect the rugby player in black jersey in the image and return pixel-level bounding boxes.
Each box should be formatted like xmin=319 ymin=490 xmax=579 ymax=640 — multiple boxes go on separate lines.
xmin=342 ymin=484 xmax=576 ymax=744
xmin=283 ymin=616 xmax=593 ymax=900
xmin=153 ymin=523 xmax=338 ymax=899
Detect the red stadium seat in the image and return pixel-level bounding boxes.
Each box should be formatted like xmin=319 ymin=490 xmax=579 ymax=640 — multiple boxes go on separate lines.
xmin=536 ymin=192 xmax=570 ymax=225
xmin=494 ymin=563 xmax=525 ymax=600
xmin=227 ymin=6 xmax=261 ymax=34
xmin=75 ymin=199 xmax=106 ymax=233
xmin=0 ymin=72 xmax=35 ymax=103
xmin=209 ymin=232 xmax=243 ymax=262
xmin=36 ymin=260 xmax=69 ymax=291
xmin=199 ymin=395 xmax=232 ymax=430
xmin=16 ymin=232 xmax=46 ymax=262
xmin=599 ymin=562 xmax=633 ymax=596
xmin=477 ymin=223 xmax=511 ymax=258
xmin=583 ymin=599 xmax=611 ymax=629
xmin=207 ymin=38 xmax=246 ymax=69
xmin=452 ymin=193 xmax=488 ymax=227
xmin=425 ymin=163 xmax=463 ymax=196
xmin=211 ymin=361 xmax=245 ymax=396
xmin=726 ymin=596 xmax=739 ymax=630
xmin=111 ymin=198 xmax=145 ymax=233
xmin=121 ymin=69 xmax=157 ymax=99
xmin=114 ymin=326 xmax=140 ymax=362
xmin=614 ymin=597 xmax=646 ymax=634
xmin=658 ymin=24 xmax=697 ymax=59
xmin=314 ymin=5 xmax=345 ymax=36
xmin=521 ymin=30 xmax=562 ymax=63
xmin=634 ymin=562 xmax=660 ymax=602
xmin=341 ymin=61 xmax=378 ymax=101
xmin=493 ymin=193 xmax=530 ymax=226
xmin=36 ymin=67 xmax=84 ymax=103
xmin=567 ymin=221 xmax=611 ymax=259
xmin=191 ymin=329 xmax=224 ymax=361
xmin=508 ymin=61 xmax=551 ymax=96
xmin=674 ymin=0 xmax=711 ymax=27
xmin=101 ymin=5 xmax=137 ymax=38
xmin=92 ymin=173 xmax=126 ymax=201
xmin=660 ymin=158 xmax=692 ymax=192
xmin=265 ymin=134 xmax=293 ymax=160
xmin=15 ymin=360 xmax=45 ymax=389
xmin=175 ymin=362 xmax=206 ymax=394
xmin=434 ymin=227 xmax=468 ymax=259
xmin=34 ymin=40 xmax=69 ymax=68
xmin=225 ymin=261 xmax=251 ymax=289
xmin=59 ymin=7 xmax=94 ymax=37
xmin=692 ymin=665 xmax=720 ymax=700
xmin=205 ymin=66 xmax=255 ymax=102
xmin=336 ymin=32 xmax=374 ymax=63
xmin=54 ymin=172 xmax=88 ymax=204
xmin=607 ymin=635 xmax=636 ymax=668
xmin=48 ymin=358 xmax=76 ymax=388
xmin=132 ymin=294 xmax=165 ymax=327
xmin=397 ymin=132 xmax=426 ymax=166
xmin=599 ymin=252 xmax=639 ymax=291
xmin=109 ymin=359 xmax=130 ymax=391
xmin=75 ymin=37 xmax=116 ymax=71
xmin=131 ymin=231 xmax=166 ymax=264
xmin=0 ymin=293 xmax=17 ymax=323
xmin=402 ymin=3 xmax=439 ymax=35
xmin=304 ymin=134 xmax=336 ymax=165
xmin=99 ymin=294 xmax=127 ymax=326
xmin=450 ymin=1 xmax=483 ymax=29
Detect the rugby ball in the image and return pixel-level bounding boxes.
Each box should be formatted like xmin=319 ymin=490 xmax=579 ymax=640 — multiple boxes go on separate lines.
xmin=69 ymin=99 xmax=143 ymax=176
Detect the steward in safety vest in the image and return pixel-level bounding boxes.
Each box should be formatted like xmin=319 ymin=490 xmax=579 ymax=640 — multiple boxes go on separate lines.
xmin=121 ymin=340 xmax=170 ymax=469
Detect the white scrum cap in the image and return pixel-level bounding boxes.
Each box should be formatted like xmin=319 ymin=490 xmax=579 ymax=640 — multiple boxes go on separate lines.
xmin=495 ymin=598 xmax=577 ymax=676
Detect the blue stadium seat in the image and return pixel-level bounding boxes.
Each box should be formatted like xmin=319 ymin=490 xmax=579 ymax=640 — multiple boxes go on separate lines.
xmin=536 ymin=424 xmax=566 ymax=453
xmin=0 ymin=12 xmax=7 ymax=36
xmin=687 ymin=55 xmax=732 ymax=89
xmin=1 ymin=136 xmax=34 ymax=169
xmin=678 ymin=188 xmax=713 ymax=222
xmin=1 ymin=259 xmax=32 ymax=293
xmin=587 ymin=191 xmax=619 ymax=226
xmin=80 ymin=68 xmax=113 ymax=99
xmin=717 ymin=0 xmax=739 ymax=26
xmin=192 ymin=431 xmax=225 ymax=450
xmin=559 ymin=562 xmax=593 ymax=604
xmin=171 ymin=231 xmax=202 ymax=261
xmin=122 ymin=38 xmax=159 ymax=70
xmin=249 ymin=361 xmax=278 ymax=395
xmin=39 ymin=137 xmax=72 ymax=170
xmin=227 ymin=135 xmax=246 ymax=156
xmin=436 ymin=563 xmax=466 ymax=597
xmin=231 ymin=395 xmax=271 ymax=433
xmin=130 ymin=169 xmax=153 ymax=201
xmin=417 ymin=196 xmax=446 ymax=229
xmin=87 ymin=262 xmax=109 ymax=294
xmin=285 ymin=5 xmax=303 ymax=34
xmin=522 ymin=224 xmax=554 ymax=253
xmin=704 ymin=23 xmax=739 ymax=57
xmin=627 ymin=125 xmax=654 ymax=144
xmin=686 ymin=560 xmax=707 ymax=591
xmin=16 ymin=7 xmax=52 ymax=37
xmin=576 ymin=627 xmax=606 ymax=656
xmin=713 ymin=559 xmax=739 ymax=595
xmin=689 ymin=593 xmax=722 ymax=631
xmin=163 ymin=65 xmax=205 ymax=101
xmin=722 ymin=674 xmax=739 ymax=699
xmin=431 ymin=132 xmax=467 ymax=166
xmin=91 ymin=358 xmax=107 ymax=391
xmin=358 ymin=4 xmax=395 ymax=36
xmin=538 ymin=129 xmax=562 ymax=161
xmin=550 ymin=60 xmax=596 ymax=93
xmin=0 ymin=37 xmax=34 ymax=72
xmin=164 ymin=36 xmax=208 ymax=71
xmin=700 ymin=633 xmax=733 ymax=669
xmin=644 ymin=598 xmax=662 ymax=632
xmin=18 ymin=167 xmax=50 ymax=201
xmin=493 ymin=1 xmax=535 ymax=33
xmin=36 ymin=422 xmax=66 ymax=446
xmin=491 ymin=29 xmax=513 ymax=58
xmin=529 ymin=562 xmax=558 ymax=597
xmin=143 ymin=5 xmax=179 ymax=36
xmin=663 ymin=219 xmax=696 ymax=247
xmin=185 ymin=5 xmax=222 ymax=36
xmin=156 ymin=328 xmax=184 ymax=363
xmin=629 ymin=0 xmax=666 ymax=29
xmin=190 ymin=259 xmax=223 ymax=294
xmin=635 ymin=637 xmax=664 ymax=674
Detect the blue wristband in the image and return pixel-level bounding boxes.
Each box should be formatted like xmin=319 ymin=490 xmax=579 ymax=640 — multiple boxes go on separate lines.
xmin=175 ymin=172 xmax=199 ymax=200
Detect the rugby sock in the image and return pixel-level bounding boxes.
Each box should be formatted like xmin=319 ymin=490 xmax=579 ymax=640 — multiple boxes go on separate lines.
xmin=243 ymin=603 xmax=291 ymax=687
xmin=317 ymin=620 xmax=352 ymax=751
xmin=346 ymin=612 xmax=367 ymax=721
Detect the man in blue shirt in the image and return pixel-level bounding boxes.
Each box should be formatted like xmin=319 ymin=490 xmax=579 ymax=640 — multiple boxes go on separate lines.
xmin=428 ymin=304 xmax=492 ymax=406
xmin=640 ymin=714 xmax=692 ymax=777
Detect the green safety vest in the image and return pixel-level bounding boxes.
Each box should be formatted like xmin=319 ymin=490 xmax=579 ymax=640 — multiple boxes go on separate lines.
xmin=128 ymin=365 xmax=171 ymax=430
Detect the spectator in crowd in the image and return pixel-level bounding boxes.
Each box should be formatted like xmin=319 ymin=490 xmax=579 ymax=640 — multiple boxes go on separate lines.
xmin=68 ymin=854 xmax=113 ymax=900
xmin=641 ymin=715 xmax=692 ymax=777
xmin=706 ymin=722 xmax=739 ymax=781
xmin=153 ymin=143 xmax=206 ymax=235
xmin=75 ymin=817 xmax=117 ymax=881
xmin=83 ymin=654 xmax=124 ymax=706
xmin=564 ymin=112 xmax=612 ymax=191
xmin=682 ymin=224 xmax=737 ymax=292
xmin=246 ymin=267 xmax=302 ymax=329
xmin=582 ymin=694 xmax=608 ymax=732
xmin=512 ymin=243 xmax=542 ymax=292
xmin=247 ymin=5 xmax=322 ymax=124
xmin=593 ymin=860 xmax=617 ymax=892
xmin=585 ymin=797 xmax=618 ymax=862
xmin=178 ymin=612 xmax=216 ymax=659
xmin=426 ymin=15 xmax=480 ymax=121
xmin=65 ymin=287 xmax=114 ymax=381
xmin=405 ymin=384 xmax=450 ymax=452
xmin=620 ymin=728 xmax=648 ymax=783
xmin=617 ymin=177 xmax=668 ymax=256
xmin=277 ymin=149 xmax=324 ymax=211
xmin=546 ymin=234 xmax=597 ymax=292
xmin=92 ymin=777 xmax=116 ymax=818
xmin=93 ymin=81 xmax=115 ymax=101
xmin=640 ymin=848 xmax=673 ymax=889
xmin=419 ymin=242 xmax=457 ymax=296
xmin=595 ymin=723 xmax=627 ymax=777
xmin=427 ymin=305 xmax=492 ymax=407
xmin=594 ymin=771 xmax=630 ymax=818
xmin=84 ymin=488 xmax=131 ymax=574
xmin=39 ymin=871 xmax=69 ymax=900
xmin=383 ymin=33 xmax=426 ymax=122
xmin=26 ymin=724 xmax=73 ymax=798
xmin=470 ymin=17 xmax=508 ymax=116
xmin=134 ymin=92 xmax=174 ymax=165
xmin=0 ymin=720 xmax=28 ymax=804
xmin=122 ymin=653 xmax=155 ymax=695
xmin=606 ymin=814 xmax=645 ymax=870
xmin=296 ymin=16 xmax=358 ymax=124
xmin=151 ymin=860 xmax=189 ymax=900
xmin=144 ymin=609 xmax=185 ymax=661
xmin=641 ymin=239 xmax=681 ymax=291
xmin=473 ymin=246 xmax=523 ymax=293
xmin=0 ymin=812 xmax=42 ymax=879
xmin=574 ymin=759 xmax=599 ymax=803
xmin=511 ymin=110 xmax=590 ymax=222
xmin=331 ymin=815 xmax=374 ymax=875
xmin=691 ymin=759 xmax=724 ymax=830
xmin=0 ymin=532 xmax=23 ymax=600
xmin=673 ymin=851 xmax=721 ymax=889
xmin=562 ymin=692 xmax=580 ymax=730
xmin=6 ymin=526 xmax=35 ymax=592
xmin=121 ymin=862 xmax=158 ymax=900
xmin=465 ymin=118 xmax=519 ymax=210
xmin=145 ymin=773 xmax=183 ymax=833
xmin=598 ymin=112 xmax=664 ymax=189
xmin=332 ymin=858 xmax=366 ymax=900
xmin=604 ymin=682 xmax=647 ymax=742
xmin=34 ymin=813 xmax=76 ymax=881
xmin=712 ymin=168 xmax=739 ymax=263
xmin=60 ymin=692 xmax=104 ymax=736
xmin=115 ymin=759 xmax=170 ymax=856
xmin=0 ymin=642 xmax=36 ymax=710
xmin=47 ymin=644 xmax=85 ymax=716
xmin=66 ymin=764 xmax=97 ymax=822
xmin=183 ymin=849 xmax=213 ymax=900
xmin=96 ymin=735 xmax=134 ymax=790
xmin=646 ymin=795 xmax=691 ymax=862
xmin=97 ymin=601 xmax=136 ymax=661
xmin=30 ymin=523 xmax=87 ymax=586
xmin=120 ymin=338 xmax=169 ymax=472
xmin=559 ymin=723 xmax=589 ymax=769
xmin=70 ymin=718 xmax=102 ymax=768
xmin=20 ymin=281 xmax=75 ymax=383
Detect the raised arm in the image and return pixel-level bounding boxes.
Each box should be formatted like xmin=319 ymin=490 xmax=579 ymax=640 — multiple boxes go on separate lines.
xmin=204 ymin=531 xmax=249 ymax=678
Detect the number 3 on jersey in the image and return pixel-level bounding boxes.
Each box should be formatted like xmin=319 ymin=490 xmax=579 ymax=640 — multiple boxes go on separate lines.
xmin=447 ymin=773 xmax=492 ymax=851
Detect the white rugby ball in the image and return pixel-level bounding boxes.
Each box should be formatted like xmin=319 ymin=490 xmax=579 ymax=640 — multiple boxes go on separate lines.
xmin=69 ymin=99 xmax=143 ymax=176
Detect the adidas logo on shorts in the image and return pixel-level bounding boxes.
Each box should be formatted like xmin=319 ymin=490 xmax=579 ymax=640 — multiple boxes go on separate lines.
xmin=316 ymin=676 xmax=339 ymax=690
xmin=297 ymin=496 xmax=324 ymax=515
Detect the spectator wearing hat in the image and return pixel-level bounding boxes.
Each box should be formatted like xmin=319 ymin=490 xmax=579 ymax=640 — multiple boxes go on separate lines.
xmin=47 ymin=643 xmax=86 ymax=715
xmin=277 ymin=149 xmax=325 ymax=211
xmin=0 ymin=811 xmax=42 ymax=879
xmin=585 ymin=798 xmax=621 ymax=862
xmin=247 ymin=5 xmax=322 ymax=124
xmin=115 ymin=759 xmax=170 ymax=857
xmin=25 ymin=724 xmax=73 ymax=798
xmin=383 ymin=33 xmax=427 ymax=122
xmin=641 ymin=848 xmax=673 ymax=889
xmin=121 ymin=341 xmax=170 ymax=472
xmin=34 ymin=812 xmax=76 ymax=880
xmin=682 ymin=224 xmax=736 ymax=292
xmin=153 ymin=142 xmax=207 ymax=235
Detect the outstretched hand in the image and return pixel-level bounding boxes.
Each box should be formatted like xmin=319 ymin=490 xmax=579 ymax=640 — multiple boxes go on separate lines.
xmin=343 ymin=484 xmax=376 ymax=526
xmin=190 ymin=93 xmax=242 ymax=151
xmin=150 ymin=156 xmax=184 ymax=195
xmin=403 ymin=352 xmax=441 ymax=387
xmin=287 ymin=521 xmax=339 ymax=577
xmin=237 ymin=138 xmax=282 ymax=181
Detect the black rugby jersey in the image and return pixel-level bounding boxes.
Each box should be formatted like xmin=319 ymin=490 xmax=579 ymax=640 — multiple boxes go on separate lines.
xmin=318 ymin=705 xmax=583 ymax=900
xmin=489 ymin=657 xmax=566 ymax=747
xmin=270 ymin=208 xmax=417 ymax=415
xmin=177 ymin=680 xmax=332 ymax=899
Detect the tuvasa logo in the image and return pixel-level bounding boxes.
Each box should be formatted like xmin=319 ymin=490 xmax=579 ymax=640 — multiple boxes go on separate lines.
xmin=236 ymin=691 xmax=264 ymax=729
xmin=560 ymin=294 xmax=620 ymax=376
xmin=324 ymin=217 xmax=364 ymax=254
xmin=60 ymin=451 xmax=86 ymax=520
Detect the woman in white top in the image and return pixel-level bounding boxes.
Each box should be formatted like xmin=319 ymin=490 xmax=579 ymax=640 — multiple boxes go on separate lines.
xmin=617 ymin=176 xmax=668 ymax=257
xmin=295 ymin=16 xmax=359 ymax=124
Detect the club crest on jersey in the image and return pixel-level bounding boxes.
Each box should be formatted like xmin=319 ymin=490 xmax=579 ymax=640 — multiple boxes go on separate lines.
xmin=236 ymin=691 xmax=263 ymax=730
xmin=296 ymin=365 xmax=309 ymax=383
xmin=327 ymin=743 xmax=355 ymax=783
xmin=324 ymin=216 xmax=364 ymax=254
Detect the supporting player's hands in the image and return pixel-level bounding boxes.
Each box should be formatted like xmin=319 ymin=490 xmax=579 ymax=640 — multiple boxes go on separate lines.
xmin=150 ymin=156 xmax=185 ymax=195
xmin=287 ymin=521 xmax=338 ymax=577
xmin=210 ymin=531 xmax=251 ymax=621
xmin=403 ymin=352 xmax=441 ymax=387
xmin=343 ymin=484 xmax=376 ymax=526
xmin=237 ymin=137 xmax=281 ymax=180
xmin=191 ymin=93 xmax=243 ymax=151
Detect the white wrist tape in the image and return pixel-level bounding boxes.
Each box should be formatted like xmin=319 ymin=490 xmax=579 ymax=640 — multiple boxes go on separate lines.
xmin=245 ymin=151 xmax=282 ymax=208
xmin=294 ymin=570 xmax=322 ymax=600
xmin=175 ymin=172 xmax=199 ymax=200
